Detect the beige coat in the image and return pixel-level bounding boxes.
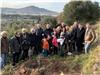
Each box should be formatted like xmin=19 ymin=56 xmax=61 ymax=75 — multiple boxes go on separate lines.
xmin=84 ymin=28 xmax=96 ymax=44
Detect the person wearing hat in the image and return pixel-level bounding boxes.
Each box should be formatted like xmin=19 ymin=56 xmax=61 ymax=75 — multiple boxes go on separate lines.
xmin=1 ymin=31 xmax=9 ymax=69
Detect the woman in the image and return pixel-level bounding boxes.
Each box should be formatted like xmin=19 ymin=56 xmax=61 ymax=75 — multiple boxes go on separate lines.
xmin=1 ymin=31 xmax=9 ymax=69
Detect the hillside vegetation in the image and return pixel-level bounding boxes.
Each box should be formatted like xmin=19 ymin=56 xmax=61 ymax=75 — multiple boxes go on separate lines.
xmin=1 ymin=22 xmax=100 ymax=75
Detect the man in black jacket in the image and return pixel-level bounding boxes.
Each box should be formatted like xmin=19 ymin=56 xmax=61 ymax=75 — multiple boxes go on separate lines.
xmin=21 ymin=28 xmax=30 ymax=60
xmin=76 ymin=23 xmax=85 ymax=53
xmin=70 ymin=22 xmax=78 ymax=53
xmin=35 ymin=24 xmax=44 ymax=54
xmin=10 ymin=32 xmax=22 ymax=66
xmin=29 ymin=28 xmax=38 ymax=55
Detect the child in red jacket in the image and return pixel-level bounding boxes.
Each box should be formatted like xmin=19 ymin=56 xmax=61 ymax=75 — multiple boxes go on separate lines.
xmin=52 ymin=31 xmax=58 ymax=55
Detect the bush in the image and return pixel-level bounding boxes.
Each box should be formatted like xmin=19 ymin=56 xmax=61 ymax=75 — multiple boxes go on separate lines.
xmin=63 ymin=1 xmax=100 ymax=25
xmin=41 ymin=16 xmax=57 ymax=27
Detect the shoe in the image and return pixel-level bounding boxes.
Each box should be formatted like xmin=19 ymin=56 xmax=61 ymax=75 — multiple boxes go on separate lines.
xmin=67 ymin=52 xmax=72 ymax=55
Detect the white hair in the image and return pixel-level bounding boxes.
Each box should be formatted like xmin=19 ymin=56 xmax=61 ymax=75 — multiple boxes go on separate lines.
xmin=0 ymin=31 xmax=7 ymax=37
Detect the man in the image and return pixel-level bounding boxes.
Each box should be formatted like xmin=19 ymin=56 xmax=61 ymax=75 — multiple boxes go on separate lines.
xmin=10 ymin=32 xmax=22 ymax=66
xmin=21 ymin=28 xmax=30 ymax=60
xmin=70 ymin=21 xmax=78 ymax=53
xmin=84 ymin=23 xmax=96 ymax=53
xmin=76 ymin=23 xmax=85 ymax=53
xmin=44 ymin=24 xmax=53 ymax=36
xmin=35 ymin=24 xmax=44 ymax=54
xmin=1 ymin=31 xmax=9 ymax=69
xmin=29 ymin=27 xmax=37 ymax=55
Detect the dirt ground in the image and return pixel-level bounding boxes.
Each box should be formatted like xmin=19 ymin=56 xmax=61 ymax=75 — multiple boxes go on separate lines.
xmin=11 ymin=56 xmax=81 ymax=75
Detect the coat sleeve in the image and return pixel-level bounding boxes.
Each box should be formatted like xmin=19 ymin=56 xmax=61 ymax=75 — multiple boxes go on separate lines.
xmin=9 ymin=37 xmax=14 ymax=52
xmin=91 ymin=30 xmax=96 ymax=43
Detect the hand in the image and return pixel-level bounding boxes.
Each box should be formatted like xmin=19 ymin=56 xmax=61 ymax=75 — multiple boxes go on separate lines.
xmin=88 ymin=41 xmax=91 ymax=44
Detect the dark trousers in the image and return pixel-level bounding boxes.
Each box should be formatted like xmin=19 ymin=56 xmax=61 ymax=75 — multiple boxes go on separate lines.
xmin=65 ymin=41 xmax=70 ymax=52
xmin=22 ymin=50 xmax=28 ymax=60
xmin=69 ymin=41 xmax=76 ymax=52
xmin=53 ymin=46 xmax=58 ymax=55
xmin=36 ymin=44 xmax=42 ymax=54
xmin=76 ymin=42 xmax=84 ymax=53
xmin=12 ymin=52 xmax=20 ymax=66
xmin=42 ymin=49 xmax=49 ymax=57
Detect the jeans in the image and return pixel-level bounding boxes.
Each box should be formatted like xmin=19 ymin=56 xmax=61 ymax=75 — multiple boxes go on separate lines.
xmin=0 ymin=53 xmax=7 ymax=69
xmin=42 ymin=49 xmax=48 ymax=57
xmin=84 ymin=43 xmax=90 ymax=54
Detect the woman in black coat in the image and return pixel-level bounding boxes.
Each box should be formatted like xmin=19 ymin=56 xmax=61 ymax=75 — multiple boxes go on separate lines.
xmin=29 ymin=28 xmax=38 ymax=55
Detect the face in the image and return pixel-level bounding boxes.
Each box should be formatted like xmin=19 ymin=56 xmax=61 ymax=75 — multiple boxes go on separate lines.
xmin=56 ymin=26 xmax=61 ymax=31
xmin=86 ymin=23 xmax=90 ymax=28
xmin=78 ymin=24 xmax=83 ymax=29
xmin=73 ymin=21 xmax=78 ymax=27
xmin=46 ymin=24 xmax=50 ymax=29
xmin=16 ymin=33 xmax=20 ymax=37
xmin=61 ymin=22 xmax=65 ymax=27
xmin=31 ymin=28 xmax=35 ymax=33
xmin=3 ymin=33 xmax=7 ymax=38
xmin=37 ymin=24 xmax=41 ymax=29
xmin=66 ymin=26 xmax=69 ymax=31
xmin=63 ymin=28 xmax=66 ymax=32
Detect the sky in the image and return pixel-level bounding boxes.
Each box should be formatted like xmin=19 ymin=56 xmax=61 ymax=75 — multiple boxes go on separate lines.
xmin=0 ymin=0 xmax=100 ymax=12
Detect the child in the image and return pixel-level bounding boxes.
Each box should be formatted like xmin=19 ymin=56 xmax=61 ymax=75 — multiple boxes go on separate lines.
xmin=57 ymin=32 xmax=65 ymax=56
xmin=52 ymin=31 xmax=58 ymax=55
xmin=42 ymin=35 xmax=49 ymax=57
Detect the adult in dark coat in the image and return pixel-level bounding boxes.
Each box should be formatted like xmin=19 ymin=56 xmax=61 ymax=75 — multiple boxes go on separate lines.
xmin=76 ymin=23 xmax=85 ymax=53
xmin=69 ymin=21 xmax=79 ymax=53
xmin=21 ymin=28 xmax=30 ymax=60
xmin=44 ymin=24 xmax=53 ymax=36
xmin=35 ymin=24 xmax=44 ymax=54
xmin=29 ymin=28 xmax=38 ymax=55
xmin=64 ymin=26 xmax=70 ymax=53
xmin=10 ymin=32 xmax=22 ymax=66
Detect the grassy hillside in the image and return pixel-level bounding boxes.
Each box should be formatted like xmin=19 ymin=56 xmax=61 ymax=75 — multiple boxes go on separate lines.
xmin=1 ymin=22 xmax=100 ymax=75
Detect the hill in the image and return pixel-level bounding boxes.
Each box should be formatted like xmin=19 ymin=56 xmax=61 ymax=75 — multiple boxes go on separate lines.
xmin=1 ymin=6 xmax=58 ymax=16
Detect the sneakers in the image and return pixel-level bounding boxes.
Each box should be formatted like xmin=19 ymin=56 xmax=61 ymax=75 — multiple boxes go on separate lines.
xmin=67 ymin=52 xmax=73 ymax=55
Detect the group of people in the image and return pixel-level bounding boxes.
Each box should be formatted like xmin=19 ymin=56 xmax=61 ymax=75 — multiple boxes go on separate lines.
xmin=1 ymin=21 xmax=96 ymax=69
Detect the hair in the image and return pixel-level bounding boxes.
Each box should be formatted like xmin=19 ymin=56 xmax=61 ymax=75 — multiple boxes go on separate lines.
xmin=42 ymin=34 xmax=47 ymax=38
xmin=22 ymin=28 xmax=27 ymax=33
xmin=1 ymin=31 xmax=7 ymax=37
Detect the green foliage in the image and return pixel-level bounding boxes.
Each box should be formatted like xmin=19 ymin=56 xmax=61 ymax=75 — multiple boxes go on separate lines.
xmin=63 ymin=1 xmax=100 ymax=25
xmin=42 ymin=16 xmax=57 ymax=27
